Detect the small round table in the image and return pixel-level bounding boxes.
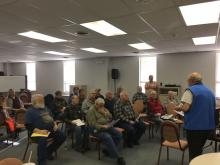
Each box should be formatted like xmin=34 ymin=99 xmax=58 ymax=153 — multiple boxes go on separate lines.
xmin=189 ymin=153 xmax=220 ymax=165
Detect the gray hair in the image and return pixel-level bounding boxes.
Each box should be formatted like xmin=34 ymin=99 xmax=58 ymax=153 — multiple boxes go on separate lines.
xmin=95 ymin=98 xmax=105 ymax=105
xmin=32 ymin=94 xmax=45 ymax=109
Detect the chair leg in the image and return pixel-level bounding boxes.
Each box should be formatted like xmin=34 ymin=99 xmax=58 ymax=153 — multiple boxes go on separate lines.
xmin=98 ymin=142 xmax=101 ymax=160
xmin=71 ymin=131 xmax=74 ymax=148
xmin=23 ymin=142 xmax=30 ymax=160
xmin=148 ymin=125 xmax=151 ymax=139
xmin=167 ymin=147 xmax=169 ymax=160
xmin=157 ymin=145 xmax=162 ymax=165
xmin=181 ymin=150 xmax=185 ymax=165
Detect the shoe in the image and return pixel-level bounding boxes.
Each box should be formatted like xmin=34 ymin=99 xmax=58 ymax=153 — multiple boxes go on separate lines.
xmin=102 ymin=149 xmax=109 ymax=157
xmin=133 ymin=141 xmax=140 ymax=145
xmin=117 ymin=157 xmax=126 ymax=165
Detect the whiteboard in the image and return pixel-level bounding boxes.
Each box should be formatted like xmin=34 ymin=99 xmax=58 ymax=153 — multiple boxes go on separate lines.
xmin=0 ymin=76 xmax=26 ymax=92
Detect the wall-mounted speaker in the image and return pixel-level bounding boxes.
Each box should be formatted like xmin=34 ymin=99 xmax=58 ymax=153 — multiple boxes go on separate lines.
xmin=111 ymin=69 xmax=119 ymax=79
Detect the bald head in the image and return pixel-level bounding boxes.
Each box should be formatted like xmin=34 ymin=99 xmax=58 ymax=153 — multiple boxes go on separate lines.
xmin=137 ymin=86 xmax=142 ymax=93
xmin=188 ymin=72 xmax=202 ymax=86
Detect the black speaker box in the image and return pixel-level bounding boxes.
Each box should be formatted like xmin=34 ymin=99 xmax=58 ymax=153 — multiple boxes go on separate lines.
xmin=111 ymin=69 xmax=119 ymax=79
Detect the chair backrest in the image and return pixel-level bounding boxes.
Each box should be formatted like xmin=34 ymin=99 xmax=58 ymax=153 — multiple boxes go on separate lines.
xmin=161 ymin=120 xmax=180 ymax=143
xmin=0 ymin=108 xmax=6 ymax=126
xmin=133 ymin=100 xmax=144 ymax=114
xmin=0 ymin=158 xmax=22 ymax=165
xmin=15 ymin=109 xmax=26 ymax=124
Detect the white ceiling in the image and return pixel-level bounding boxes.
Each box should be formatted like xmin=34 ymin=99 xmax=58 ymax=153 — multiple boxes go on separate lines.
xmin=0 ymin=0 xmax=219 ymax=62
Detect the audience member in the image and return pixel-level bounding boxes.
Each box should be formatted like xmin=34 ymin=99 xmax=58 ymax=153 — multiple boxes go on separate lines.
xmin=114 ymin=92 xmax=146 ymax=148
xmin=147 ymin=91 xmax=163 ymax=124
xmin=62 ymin=95 xmax=87 ymax=152
xmin=25 ymin=94 xmax=66 ymax=165
xmin=145 ymin=75 xmax=158 ymax=96
xmin=175 ymin=72 xmax=215 ymax=161
xmin=95 ymin=88 xmax=104 ymax=99
xmin=68 ymin=86 xmax=80 ymax=104
xmin=104 ymin=90 xmax=115 ymax=116
xmin=86 ymin=98 xmax=126 ymax=165
xmin=81 ymin=89 xmax=96 ymax=114
xmin=44 ymin=94 xmax=55 ymax=117
xmin=163 ymin=91 xmax=180 ymax=115
xmin=114 ymin=87 xmax=123 ymax=102
xmin=132 ymin=86 xmax=148 ymax=112
xmin=53 ymin=90 xmax=67 ymax=120
xmin=79 ymin=88 xmax=86 ymax=107
xmin=6 ymin=89 xmax=24 ymax=117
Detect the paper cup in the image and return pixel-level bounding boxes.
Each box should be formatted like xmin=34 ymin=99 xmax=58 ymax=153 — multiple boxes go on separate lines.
xmin=23 ymin=163 xmax=36 ymax=165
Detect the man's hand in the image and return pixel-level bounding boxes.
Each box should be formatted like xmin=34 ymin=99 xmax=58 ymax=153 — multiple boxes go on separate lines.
xmin=129 ymin=120 xmax=135 ymax=124
xmin=101 ymin=125 xmax=109 ymax=129
xmin=155 ymin=113 xmax=161 ymax=116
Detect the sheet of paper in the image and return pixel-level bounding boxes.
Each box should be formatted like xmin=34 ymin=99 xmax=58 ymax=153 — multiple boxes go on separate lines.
xmin=174 ymin=110 xmax=184 ymax=117
xmin=72 ymin=119 xmax=85 ymax=126
xmin=31 ymin=132 xmax=50 ymax=137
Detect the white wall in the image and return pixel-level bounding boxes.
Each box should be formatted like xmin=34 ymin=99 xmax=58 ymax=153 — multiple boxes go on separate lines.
xmin=75 ymin=58 xmax=109 ymax=94
xmin=7 ymin=51 xmax=217 ymax=97
xmin=108 ymin=57 xmax=139 ymax=97
xmin=36 ymin=61 xmax=63 ymax=95
xmin=9 ymin=63 xmax=26 ymax=76
xmin=157 ymin=52 xmax=216 ymax=93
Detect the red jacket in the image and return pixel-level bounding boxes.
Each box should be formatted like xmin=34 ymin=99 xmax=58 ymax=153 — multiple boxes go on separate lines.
xmin=147 ymin=97 xmax=163 ymax=115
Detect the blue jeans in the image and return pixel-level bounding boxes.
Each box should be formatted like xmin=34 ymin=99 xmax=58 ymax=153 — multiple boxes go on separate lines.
xmin=95 ymin=127 xmax=122 ymax=158
xmin=35 ymin=130 xmax=66 ymax=165
xmin=116 ymin=121 xmax=146 ymax=145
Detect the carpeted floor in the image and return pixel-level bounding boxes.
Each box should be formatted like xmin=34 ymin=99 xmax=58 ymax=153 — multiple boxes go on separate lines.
xmin=0 ymin=130 xmax=216 ymax=165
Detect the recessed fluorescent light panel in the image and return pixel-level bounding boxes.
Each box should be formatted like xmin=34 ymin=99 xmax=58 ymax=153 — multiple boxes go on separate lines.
xmin=179 ymin=1 xmax=220 ymax=26
xmin=81 ymin=48 xmax=107 ymax=53
xmin=128 ymin=43 xmax=154 ymax=50
xmin=18 ymin=31 xmax=67 ymax=43
xmin=80 ymin=20 xmax=126 ymax=36
xmin=44 ymin=51 xmax=72 ymax=56
xmin=192 ymin=36 xmax=216 ymax=45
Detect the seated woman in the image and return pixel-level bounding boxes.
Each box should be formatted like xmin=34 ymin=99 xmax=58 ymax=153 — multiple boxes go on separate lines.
xmin=164 ymin=91 xmax=180 ymax=115
xmin=147 ymin=91 xmax=163 ymax=124
xmin=61 ymin=95 xmax=87 ymax=152
xmin=86 ymin=98 xmax=125 ymax=165
xmin=6 ymin=89 xmax=25 ymax=117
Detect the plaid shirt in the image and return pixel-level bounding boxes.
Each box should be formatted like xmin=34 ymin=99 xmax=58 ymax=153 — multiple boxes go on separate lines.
xmin=132 ymin=92 xmax=147 ymax=105
xmin=114 ymin=99 xmax=136 ymax=122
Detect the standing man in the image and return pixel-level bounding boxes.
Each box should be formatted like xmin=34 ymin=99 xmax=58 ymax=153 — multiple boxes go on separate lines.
xmin=175 ymin=72 xmax=215 ymax=161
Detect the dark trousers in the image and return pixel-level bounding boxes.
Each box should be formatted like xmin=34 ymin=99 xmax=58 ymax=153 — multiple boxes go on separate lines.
xmin=186 ymin=129 xmax=213 ymax=161
xmin=96 ymin=127 xmax=122 ymax=158
xmin=36 ymin=130 xmax=66 ymax=165
xmin=116 ymin=121 xmax=146 ymax=145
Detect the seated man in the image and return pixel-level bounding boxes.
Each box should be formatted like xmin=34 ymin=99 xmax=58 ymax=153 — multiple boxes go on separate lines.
xmin=104 ymin=90 xmax=115 ymax=116
xmin=25 ymin=94 xmax=66 ymax=165
xmin=53 ymin=90 xmax=67 ymax=120
xmin=114 ymin=91 xmax=146 ymax=148
xmin=132 ymin=86 xmax=148 ymax=112
xmin=86 ymin=98 xmax=126 ymax=165
xmin=147 ymin=91 xmax=163 ymax=124
xmin=81 ymin=89 xmax=96 ymax=114
xmin=61 ymin=95 xmax=87 ymax=152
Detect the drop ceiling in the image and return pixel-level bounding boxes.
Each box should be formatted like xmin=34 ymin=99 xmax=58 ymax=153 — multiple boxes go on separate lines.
xmin=0 ymin=0 xmax=219 ymax=62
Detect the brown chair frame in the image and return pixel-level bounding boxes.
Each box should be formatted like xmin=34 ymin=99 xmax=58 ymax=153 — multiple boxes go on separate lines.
xmin=157 ymin=121 xmax=188 ymax=165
